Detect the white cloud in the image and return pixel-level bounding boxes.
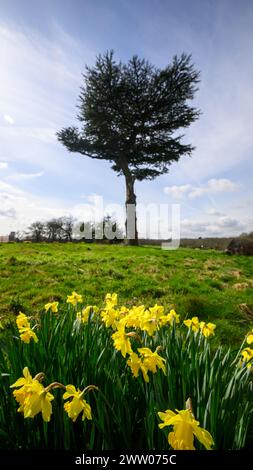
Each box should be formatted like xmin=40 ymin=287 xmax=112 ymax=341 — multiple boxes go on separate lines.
xmin=6 ymin=171 xmax=44 ymax=182
xmin=164 ymin=178 xmax=239 ymax=200
xmin=3 ymin=114 xmax=15 ymax=124
xmin=164 ymin=184 xmax=191 ymax=199
xmin=0 ymin=162 xmax=8 ymax=170
xmin=189 ymin=178 xmax=240 ymax=199
xmin=181 ymin=215 xmax=245 ymax=237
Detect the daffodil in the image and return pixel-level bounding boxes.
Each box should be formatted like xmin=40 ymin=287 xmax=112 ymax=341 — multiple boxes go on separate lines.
xmin=63 ymin=385 xmax=92 ymax=422
xmin=200 ymin=321 xmax=216 ymax=338
xmin=81 ymin=305 xmax=92 ymax=322
xmin=16 ymin=312 xmax=30 ymax=329
xmin=240 ymin=347 xmax=253 ymax=368
xmin=149 ymin=304 xmax=165 ymax=319
xmin=105 ymin=292 xmax=118 ymax=308
xmin=19 ymin=327 xmax=38 ymax=344
xmin=80 ymin=305 xmax=99 ymax=323
xmin=122 ymin=306 xmax=144 ymax=329
xmin=160 ymin=309 xmax=180 ymax=326
xmin=10 ymin=367 xmax=34 ymax=396
xmin=44 ymin=302 xmax=59 ymax=313
xmin=111 ymin=324 xmax=133 ymax=357
xmin=21 ymin=381 xmax=54 ymax=422
xmin=10 ymin=367 xmax=54 ymax=422
xmin=246 ymin=329 xmax=253 ymax=345
xmin=67 ymin=291 xmax=83 ymax=307
xmin=127 ymin=352 xmax=149 ymax=382
xmin=158 ymin=408 xmax=214 ymax=450
xmin=140 ymin=312 xmax=158 ymax=336
xmin=183 ymin=316 xmax=200 ymax=332
xmin=101 ymin=308 xmax=119 ymax=329
xmin=138 ymin=347 xmax=166 ymax=375
xmin=16 ymin=313 xmax=38 ymax=344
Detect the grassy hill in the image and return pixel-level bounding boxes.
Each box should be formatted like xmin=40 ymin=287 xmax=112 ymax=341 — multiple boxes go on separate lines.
xmin=0 ymin=242 xmax=253 ymax=346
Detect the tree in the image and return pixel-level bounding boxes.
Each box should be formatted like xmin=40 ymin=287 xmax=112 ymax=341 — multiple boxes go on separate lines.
xmin=27 ymin=221 xmax=45 ymax=242
xmin=57 ymin=51 xmax=200 ymax=245
xmin=59 ymin=216 xmax=74 ymax=241
xmin=46 ymin=218 xmax=63 ymax=242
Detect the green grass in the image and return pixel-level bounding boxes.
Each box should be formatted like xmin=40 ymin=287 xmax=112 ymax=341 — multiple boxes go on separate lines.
xmin=1 ymin=242 xmax=253 ymax=346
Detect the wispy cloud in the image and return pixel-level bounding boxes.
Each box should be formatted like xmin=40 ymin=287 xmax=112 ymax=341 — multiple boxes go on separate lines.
xmin=5 ymin=171 xmax=44 ymax=182
xmin=3 ymin=114 xmax=15 ymax=124
xmin=164 ymin=184 xmax=192 ymax=199
xmin=188 ymin=178 xmax=240 ymax=199
xmin=164 ymin=178 xmax=240 ymax=200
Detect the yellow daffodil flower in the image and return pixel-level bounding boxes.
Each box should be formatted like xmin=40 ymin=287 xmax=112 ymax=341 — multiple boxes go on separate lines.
xmin=63 ymin=385 xmax=92 ymax=422
xmin=140 ymin=312 xmax=158 ymax=336
xmin=20 ymin=381 xmax=54 ymax=422
xmin=101 ymin=308 xmax=119 ymax=329
xmin=127 ymin=352 xmax=149 ymax=382
xmin=19 ymin=328 xmax=38 ymax=344
xmin=80 ymin=305 xmax=99 ymax=323
xmin=149 ymin=304 xmax=165 ymax=319
xmin=10 ymin=367 xmax=33 ymax=392
xmin=16 ymin=313 xmax=38 ymax=344
xmin=160 ymin=309 xmax=180 ymax=326
xmin=105 ymin=293 xmax=118 ymax=308
xmin=16 ymin=312 xmax=30 ymax=329
xmin=246 ymin=330 xmax=253 ymax=345
xmin=183 ymin=317 xmax=200 ymax=332
xmin=158 ymin=408 xmax=214 ymax=450
xmin=138 ymin=347 xmax=166 ymax=375
xmin=122 ymin=306 xmax=144 ymax=329
xmin=240 ymin=347 xmax=253 ymax=368
xmin=111 ymin=324 xmax=133 ymax=357
xmin=10 ymin=367 xmax=54 ymax=422
xmin=44 ymin=302 xmax=59 ymax=313
xmin=67 ymin=291 xmax=83 ymax=307
xmin=199 ymin=322 xmax=216 ymax=338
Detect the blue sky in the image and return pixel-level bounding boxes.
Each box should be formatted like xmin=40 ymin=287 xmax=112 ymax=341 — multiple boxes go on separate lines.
xmin=0 ymin=0 xmax=252 ymax=237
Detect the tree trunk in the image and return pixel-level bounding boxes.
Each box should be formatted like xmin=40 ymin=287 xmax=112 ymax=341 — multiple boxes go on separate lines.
xmin=124 ymin=172 xmax=138 ymax=246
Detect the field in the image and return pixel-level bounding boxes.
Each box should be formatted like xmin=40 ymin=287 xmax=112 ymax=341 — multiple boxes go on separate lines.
xmin=1 ymin=242 xmax=253 ymax=450
xmin=1 ymin=242 xmax=253 ymax=346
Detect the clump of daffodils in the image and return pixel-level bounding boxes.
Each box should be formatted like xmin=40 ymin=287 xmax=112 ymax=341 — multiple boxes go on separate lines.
xmin=184 ymin=316 xmax=216 ymax=338
xmin=98 ymin=293 xmax=216 ymax=383
xmin=16 ymin=312 xmax=38 ymax=344
xmin=10 ymin=367 xmax=97 ymax=423
xmin=239 ymin=329 xmax=253 ymax=369
xmin=158 ymin=399 xmax=214 ymax=450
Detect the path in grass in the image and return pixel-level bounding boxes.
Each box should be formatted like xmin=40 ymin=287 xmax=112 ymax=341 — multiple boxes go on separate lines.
xmin=0 ymin=242 xmax=253 ymax=346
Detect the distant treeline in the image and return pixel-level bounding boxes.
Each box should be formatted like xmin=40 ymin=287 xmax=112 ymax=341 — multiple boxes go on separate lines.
xmin=21 ymin=216 xmax=124 ymax=243
xmin=139 ymin=233 xmax=253 ymax=251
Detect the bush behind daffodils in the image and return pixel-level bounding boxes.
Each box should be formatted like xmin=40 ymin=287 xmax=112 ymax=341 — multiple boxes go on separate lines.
xmin=0 ymin=292 xmax=253 ymax=450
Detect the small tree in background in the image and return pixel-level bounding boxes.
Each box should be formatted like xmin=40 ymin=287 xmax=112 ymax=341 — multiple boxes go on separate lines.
xmin=60 ymin=216 xmax=74 ymax=241
xmin=57 ymin=51 xmax=200 ymax=245
xmin=27 ymin=221 xmax=45 ymax=242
